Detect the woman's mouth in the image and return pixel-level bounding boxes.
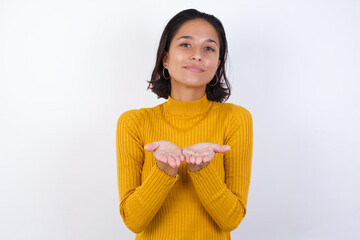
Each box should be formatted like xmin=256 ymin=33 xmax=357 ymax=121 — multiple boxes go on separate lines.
xmin=184 ymin=66 xmax=204 ymax=73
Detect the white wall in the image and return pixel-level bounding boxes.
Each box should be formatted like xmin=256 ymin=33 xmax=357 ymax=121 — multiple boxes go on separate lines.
xmin=1 ymin=0 xmax=359 ymax=239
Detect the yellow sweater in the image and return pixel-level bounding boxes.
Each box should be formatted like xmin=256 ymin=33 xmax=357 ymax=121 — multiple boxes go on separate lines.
xmin=116 ymin=93 xmax=253 ymax=239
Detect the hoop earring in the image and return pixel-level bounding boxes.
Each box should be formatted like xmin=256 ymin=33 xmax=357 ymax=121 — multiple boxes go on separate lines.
xmin=162 ymin=67 xmax=170 ymax=80
xmin=208 ymin=74 xmax=218 ymax=87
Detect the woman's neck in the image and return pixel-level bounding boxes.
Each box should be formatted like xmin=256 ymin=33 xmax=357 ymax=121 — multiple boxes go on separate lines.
xmin=163 ymin=93 xmax=212 ymax=117
xmin=170 ymin=85 xmax=206 ymax=102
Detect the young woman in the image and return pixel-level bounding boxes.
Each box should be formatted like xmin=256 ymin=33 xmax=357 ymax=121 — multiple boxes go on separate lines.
xmin=116 ymin=9 xmax=253 ymax=239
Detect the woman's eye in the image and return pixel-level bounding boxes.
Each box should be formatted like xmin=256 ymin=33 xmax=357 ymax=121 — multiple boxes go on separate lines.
xmin=180 ymin=43 xmax=190 ymax=47
xmin=205 ymin=46 xmax=215 ymax=52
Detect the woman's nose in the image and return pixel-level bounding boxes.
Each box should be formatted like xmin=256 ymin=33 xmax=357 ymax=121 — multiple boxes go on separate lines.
xmin=191 ymin=56 xmax=202 ymax=61
xmin=190 ymin=47 xmax=202 ymax=61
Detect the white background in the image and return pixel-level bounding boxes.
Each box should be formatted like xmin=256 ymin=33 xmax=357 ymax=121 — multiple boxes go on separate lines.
xmin=1 ymin=0 xmax=359 ymax=239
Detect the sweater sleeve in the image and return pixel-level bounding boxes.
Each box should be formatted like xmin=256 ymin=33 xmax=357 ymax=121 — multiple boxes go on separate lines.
xmin=116 ymin=110 xmax=180 ymax=233
xmin=187 ymin=106 xmax=253 ymax=231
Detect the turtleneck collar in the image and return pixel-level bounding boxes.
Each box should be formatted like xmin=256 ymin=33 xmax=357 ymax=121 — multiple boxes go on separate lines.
xmin=163 ymin=93 xmax=213 ymax=117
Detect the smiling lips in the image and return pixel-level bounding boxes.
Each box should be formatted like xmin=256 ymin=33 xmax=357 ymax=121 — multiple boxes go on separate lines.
xmin=184 ymin=65 xmax=204 ymax=73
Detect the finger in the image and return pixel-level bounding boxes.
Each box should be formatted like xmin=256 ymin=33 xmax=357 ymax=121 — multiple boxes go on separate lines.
xmin=144 ymin=142 xmax=159 ymax=152
xmin=190 ymin=155 xmax=196 ymax=164
xmin=203 ymin=154 xmax=212 ymax=163
xmin=212 ymin=144 xmax=231 ymax=153
xmin=171 ymin=154 xmax=180 ymax=167
xmin=157 ymin=153 xmax=169 ymax=164
xmin=167 ymin=155 xmax=176 ymax=168
xmin=195 ymin=156 xmax=203 ymax=165
xmin=182 ymin=151 xmax=190 ymax=163
xmin=173 ymin=154 xmax=181 ymax=167
xmin=179 ymin=154 xmax=185 ymax=163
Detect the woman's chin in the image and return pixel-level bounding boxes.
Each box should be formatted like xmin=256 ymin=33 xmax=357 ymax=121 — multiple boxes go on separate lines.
xmin=172 ymin=78 xmax=208 ymax=88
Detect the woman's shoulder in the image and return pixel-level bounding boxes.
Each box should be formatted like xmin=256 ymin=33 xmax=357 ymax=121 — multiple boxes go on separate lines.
xmin=214 ymin=102 xmax=253 ymax=134
xmin=213 ymin=101 xmax=252 ymax=118
xmin=117 ymin=105 xmax=161 ymax=124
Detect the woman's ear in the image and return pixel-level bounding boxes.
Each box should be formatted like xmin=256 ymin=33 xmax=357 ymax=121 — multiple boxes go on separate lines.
xmin=163 ymin=52 xmax=169 ymax=67
xmin=217 ymin=59 xmax=221 ymax=68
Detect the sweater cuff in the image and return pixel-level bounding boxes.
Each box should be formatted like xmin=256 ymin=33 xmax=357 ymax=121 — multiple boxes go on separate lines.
xmin=187 ymin=162 xmax=226 ymax=196
xmin=135 ymin=162 xmax=179 ymax=204
xmin=155 ymin=162 xmax=180 ymax=179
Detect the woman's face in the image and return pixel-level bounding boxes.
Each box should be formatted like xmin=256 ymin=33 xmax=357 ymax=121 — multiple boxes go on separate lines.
xmin=163 ymin=18 xmax=221 ymax=89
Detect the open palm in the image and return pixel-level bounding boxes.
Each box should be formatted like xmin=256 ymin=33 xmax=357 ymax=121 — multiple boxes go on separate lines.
xmin=183 ymin=142 xmax=231 ymax=165
xmin=144 ymin=140 xmax=185 ymax=168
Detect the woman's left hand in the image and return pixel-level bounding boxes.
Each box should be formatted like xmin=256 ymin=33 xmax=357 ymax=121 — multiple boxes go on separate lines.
xmin=182 ymin=142 xmax=231 ymax=172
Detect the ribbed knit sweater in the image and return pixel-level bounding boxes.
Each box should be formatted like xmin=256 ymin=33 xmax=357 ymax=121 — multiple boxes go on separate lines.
xmin=116 ymin=93 xmax=253 ymax=240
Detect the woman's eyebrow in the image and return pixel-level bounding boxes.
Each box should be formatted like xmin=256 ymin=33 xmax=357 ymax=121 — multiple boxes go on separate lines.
xmin=176 ymin=35 xmax=218 ymax=46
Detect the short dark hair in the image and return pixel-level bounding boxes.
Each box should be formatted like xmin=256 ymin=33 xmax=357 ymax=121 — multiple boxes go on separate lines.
xmin=146 ymin=9 xmax=231 ymax=102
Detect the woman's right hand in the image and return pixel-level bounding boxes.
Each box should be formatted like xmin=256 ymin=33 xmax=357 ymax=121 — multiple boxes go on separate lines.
xmin=144 ymin=140 xmax=185 ymax=176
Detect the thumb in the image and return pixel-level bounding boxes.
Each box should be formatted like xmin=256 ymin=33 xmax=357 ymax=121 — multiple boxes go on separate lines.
xmin=144 ymin=142 xmax=159 ymax=152
xmin=212 ymin=144 xmax=231 ymax=153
